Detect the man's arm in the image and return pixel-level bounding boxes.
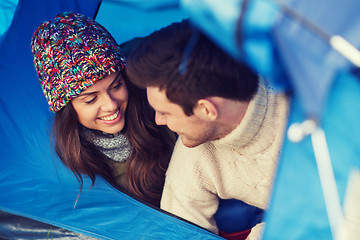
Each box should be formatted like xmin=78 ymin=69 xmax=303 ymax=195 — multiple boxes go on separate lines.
xmin=160 ymin=139 xmax=220 ymax=233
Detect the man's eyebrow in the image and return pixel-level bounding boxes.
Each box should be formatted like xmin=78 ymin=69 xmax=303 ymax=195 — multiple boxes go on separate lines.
xmin=151 ymin=106 xmax=170 ymax=115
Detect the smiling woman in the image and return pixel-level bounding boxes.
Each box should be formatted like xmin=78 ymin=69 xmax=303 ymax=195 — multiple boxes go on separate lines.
xmin=31 ymin=11 xmax=175 ymax=207
xmin=72 ymin=71 xmax=128 ymax=134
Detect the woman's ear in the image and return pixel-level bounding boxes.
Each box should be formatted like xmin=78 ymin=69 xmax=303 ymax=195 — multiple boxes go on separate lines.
xmin=194 ymin=99 xmax=218 ymax=121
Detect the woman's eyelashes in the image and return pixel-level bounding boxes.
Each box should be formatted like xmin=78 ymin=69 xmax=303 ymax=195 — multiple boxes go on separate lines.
xmin=85 ymin=96 xmax=97 ymax=104
xmin=82 ymin=76 xmax=123 ymax=105
xmin=110 ymin=78 xmax=123 ymax=91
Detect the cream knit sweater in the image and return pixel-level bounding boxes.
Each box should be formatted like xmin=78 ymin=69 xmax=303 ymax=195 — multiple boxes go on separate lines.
xmin=160 ymin=81 xmax=289 ymax=239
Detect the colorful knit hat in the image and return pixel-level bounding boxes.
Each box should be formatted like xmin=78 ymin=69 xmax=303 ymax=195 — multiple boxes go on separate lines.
xmin=31 ymin=11 xmax=125 ymax=112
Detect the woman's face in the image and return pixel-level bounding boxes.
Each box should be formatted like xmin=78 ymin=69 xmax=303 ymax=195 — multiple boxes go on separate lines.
xmin=72 ymin=71 xmax=128 ymax=134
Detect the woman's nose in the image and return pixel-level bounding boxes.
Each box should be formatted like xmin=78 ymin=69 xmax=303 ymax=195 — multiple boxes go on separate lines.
xmin=101 ymin=92 xmax=118 ymax=112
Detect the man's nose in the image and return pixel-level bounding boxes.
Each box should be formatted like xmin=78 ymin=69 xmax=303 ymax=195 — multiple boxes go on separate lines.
xmin=155 ymin=112 xmax=166 ymax=126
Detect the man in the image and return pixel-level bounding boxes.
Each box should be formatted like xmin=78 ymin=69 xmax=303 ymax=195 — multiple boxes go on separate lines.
xmin=126 ymin=20 xmax=289 ymax=239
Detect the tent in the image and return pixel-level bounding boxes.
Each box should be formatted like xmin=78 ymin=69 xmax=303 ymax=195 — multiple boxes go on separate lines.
xmin=1 ymin=0 xmax=359 ymax=239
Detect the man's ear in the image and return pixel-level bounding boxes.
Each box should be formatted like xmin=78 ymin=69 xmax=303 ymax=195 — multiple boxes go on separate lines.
xmin=194 ymin=99 xmax=218 ymax=121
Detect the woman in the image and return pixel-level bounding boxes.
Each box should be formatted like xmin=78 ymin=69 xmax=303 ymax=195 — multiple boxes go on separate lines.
xmin=31 ymin=11 xmax=175 ymax=207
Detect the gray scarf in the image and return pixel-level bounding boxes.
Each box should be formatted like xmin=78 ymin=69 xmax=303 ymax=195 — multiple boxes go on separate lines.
xmin=81 ymin=126 xmax=133 ymax=163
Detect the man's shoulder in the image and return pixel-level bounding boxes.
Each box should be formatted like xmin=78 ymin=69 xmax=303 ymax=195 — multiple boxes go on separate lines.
xmin=165 ymin=139 xmax=219 ymax=192
xmin=172 ymin=138 xmax=214 ymax=161
xmin=166 ymin=139 xmax=215 ymax=174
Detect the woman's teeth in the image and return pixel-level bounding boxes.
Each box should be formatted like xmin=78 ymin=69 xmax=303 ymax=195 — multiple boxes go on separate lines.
xmin=101 ymin=110 xmax=119 ymax=121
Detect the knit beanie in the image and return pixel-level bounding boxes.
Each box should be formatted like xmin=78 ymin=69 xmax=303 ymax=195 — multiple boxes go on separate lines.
xmin=31 ymin=11 xmax=125 ymax=112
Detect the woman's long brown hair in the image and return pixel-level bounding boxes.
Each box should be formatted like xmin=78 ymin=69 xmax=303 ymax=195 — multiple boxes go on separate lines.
xmin=53 ymin=71 xmax=174 ymax=207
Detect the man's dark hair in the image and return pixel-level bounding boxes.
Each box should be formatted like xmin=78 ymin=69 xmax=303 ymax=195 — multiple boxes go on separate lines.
xmin=126 ymin=19 xmax=259 ymax=116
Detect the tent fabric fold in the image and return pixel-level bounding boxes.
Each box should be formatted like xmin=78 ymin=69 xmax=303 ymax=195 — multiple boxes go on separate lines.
xmin=1 ymin=0 xmax=359 ymax=239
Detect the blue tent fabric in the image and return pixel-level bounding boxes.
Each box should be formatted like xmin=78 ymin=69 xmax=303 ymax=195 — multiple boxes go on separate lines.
xmin=179 ymin=0 xmax=360 ymax=239
xmin=214 ymin=199 xmax=264 ymax=234
xmin=0 ymin=0 xmax=223 ymax=239
xmin=0 ymin=210 xmax=97 ymax=239
xmin=263 ymin=71 xmax=360 ymax=239
xmin=96 ymin=0 xmax=187 ymax=45
xmin=270 ymin=0 xmax=360 ymax=118
xmin=1 ymin=0 xmax=360 ymax=239
xmin=182 ymin=0 xmax=360 ymax=118
xmin=0 ymin=0 xmax=19 ymax=42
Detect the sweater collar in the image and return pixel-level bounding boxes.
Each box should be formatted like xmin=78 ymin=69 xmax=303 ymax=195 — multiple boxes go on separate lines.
xmin=212 ymin=79 xmax=268 ymax=149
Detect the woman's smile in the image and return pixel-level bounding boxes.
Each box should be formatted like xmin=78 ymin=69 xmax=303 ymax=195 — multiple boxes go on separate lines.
xmin=99 ymin=109 xmax=120 ymax=122
xmin=72 ymin=71 xmax=129 ymax=134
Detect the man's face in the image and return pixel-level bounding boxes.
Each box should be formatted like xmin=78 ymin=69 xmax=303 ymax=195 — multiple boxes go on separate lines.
xmin=146 ymin=86 xmax=219 ymax=148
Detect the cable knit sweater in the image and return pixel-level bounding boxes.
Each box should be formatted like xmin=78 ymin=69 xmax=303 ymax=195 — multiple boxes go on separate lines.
xmin=160 ymin=81 xmax=289 ymax=239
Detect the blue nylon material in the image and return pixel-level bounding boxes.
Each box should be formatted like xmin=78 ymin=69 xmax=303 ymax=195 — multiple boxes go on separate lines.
xmin=181 ymin=0 xmax=360 ymax=239
xmin=2 ymin=0 xmax=359 ymax=239
xmin=0 ymin=0 xmax=19 ymax=41
xmin=96 ymin=0 xmax=186 ymax=44
xmin=0 ymin=0 xmax=223 ymax=239
xmin=263 ymin=71 xmax=360 ymax=240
